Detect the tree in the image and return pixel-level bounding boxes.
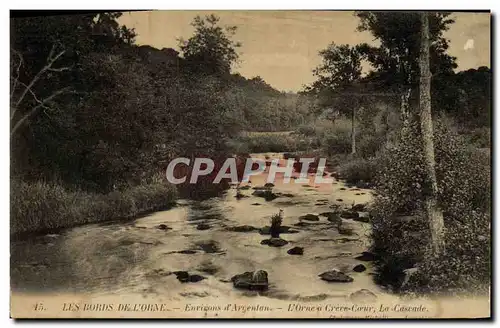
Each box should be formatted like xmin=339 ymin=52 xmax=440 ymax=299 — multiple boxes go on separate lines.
xmin=10 ymin=44 xmax=71 ymax=138
xmin=355 ymin=11 xmax=457 ymax=125
xmin=179 ymin=14 xmax=241 ymax=77
xmin=419 ymin=12 xmax=445 ymax=255
xmin=10 ymin=13 xmax=138 ymax=186
xmin=307 ymin=43 xmax=364 ymax=154
xmin=10 ymin=13 xmax=137 ymax=139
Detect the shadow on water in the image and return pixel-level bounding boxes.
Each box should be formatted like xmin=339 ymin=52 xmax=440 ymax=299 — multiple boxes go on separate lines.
xmin=10 ymin=186 xmax=229 ymax=294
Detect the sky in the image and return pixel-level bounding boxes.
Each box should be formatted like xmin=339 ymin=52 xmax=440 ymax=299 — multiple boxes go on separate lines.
xmin=118 ymin=11 xmax=491 ymax=92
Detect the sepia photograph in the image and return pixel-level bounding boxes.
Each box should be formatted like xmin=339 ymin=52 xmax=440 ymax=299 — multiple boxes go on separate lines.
xmin=9 ymin=9 xmax=491 ymax=319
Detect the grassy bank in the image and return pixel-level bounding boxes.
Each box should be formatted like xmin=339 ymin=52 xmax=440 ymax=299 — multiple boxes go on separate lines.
xmin=11 ymin=180 xmax=178 ymax=237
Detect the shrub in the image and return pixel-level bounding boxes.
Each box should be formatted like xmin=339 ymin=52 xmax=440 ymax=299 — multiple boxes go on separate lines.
xmin=403 ymin=212 xmax=490 ymax=294
xmin=370 ymin=119 xmax=491 ymax=293
xmin=338 ymin=157 xmax=378 ymax=185
xmin=270 ymin=213 xmax=283 ymax=238
xmin=320 ymin=125 xmax=352 ymax=156
xmin=463 ymin=127 xmax=491 ymax=148
xmin=356 ymin=132 xmax=385 ymax=158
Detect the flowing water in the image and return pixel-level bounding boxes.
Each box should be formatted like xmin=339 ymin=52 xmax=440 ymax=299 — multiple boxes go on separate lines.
xmin=11 ymin=153 xmax=491 ymax=318
xmin=11 ymin=152 xmax=388 ymax=314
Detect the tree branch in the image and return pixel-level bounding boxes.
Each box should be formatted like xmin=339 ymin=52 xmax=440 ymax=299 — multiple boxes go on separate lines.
xmin=14 ymin=44 xmax=67 ymax=108
xmin=11 ymin=87 xmax=70 ymax=137
xmin=10 ymin=49 xmax=23 ymax=99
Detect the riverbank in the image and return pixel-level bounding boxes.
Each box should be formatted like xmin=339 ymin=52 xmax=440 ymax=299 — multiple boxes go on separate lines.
xmin=10 ymin=180 xmax=178 ymax=237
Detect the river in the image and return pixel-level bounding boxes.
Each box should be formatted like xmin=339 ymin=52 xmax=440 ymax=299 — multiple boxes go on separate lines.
xmin=13 ymin=152 xmax=486 ymax=318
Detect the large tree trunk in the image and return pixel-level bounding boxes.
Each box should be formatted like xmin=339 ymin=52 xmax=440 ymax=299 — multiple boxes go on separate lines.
xmin=419 ymin=12 xmax=445 ymax=255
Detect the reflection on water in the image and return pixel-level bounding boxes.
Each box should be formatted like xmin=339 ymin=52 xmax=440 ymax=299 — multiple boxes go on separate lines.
xmin=11 ymin=153 xmax=383 ymax=301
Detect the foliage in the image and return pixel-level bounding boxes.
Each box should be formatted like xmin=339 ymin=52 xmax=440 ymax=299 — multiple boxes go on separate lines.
xmin=270 ymin=213 xmax=283 ymax=238
xmin=355 ymin=12 xmax=457 ymax=91
xmin=179 ymin=14 xmax=241 ymax=76
xmin=338 ymin=157 xmax=378 ymax=185
xmin=370 ymin=119 xmax=491 ymax=292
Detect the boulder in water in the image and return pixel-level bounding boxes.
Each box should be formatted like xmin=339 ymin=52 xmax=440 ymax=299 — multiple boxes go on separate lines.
xmin=353 ymin=264 xmax=367 ymax=272
xmin=157 ymin=224 xmax=172 ymax=230
xmin=196 ymin=223 xmax=211 ymax=230
xmin=355 ymin=251 xmax=378 ymax=262
xmin=287 ymin=246 xmax=304 ymax=255
xmin=319 ymin=270 xmax=353 ymax=283
xmin=261 ymin=238 xmax=288 ymax=247
xmin=231 ymin=270 xmax=269 ymax=291
xmin=299 ymin=214 xmax=320 ymax=221
xmin=252 ymin=190 xmax=279 ymax=201
xmin=188 ymin=274 xmax=206 ymax=283
xmin=340 ymin=210 xmax=359 ymax=219
xmin=226 ymin=225 xmax=258 ymax=232
xmin=173 ymin=271 xmax=206 ymax=283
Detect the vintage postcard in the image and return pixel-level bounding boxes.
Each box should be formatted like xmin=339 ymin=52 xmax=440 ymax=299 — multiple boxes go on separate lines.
xmin=10 ymin=10 xmax=491 ymax=319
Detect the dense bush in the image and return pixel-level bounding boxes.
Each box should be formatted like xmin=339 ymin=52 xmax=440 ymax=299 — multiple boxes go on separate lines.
xmin=370 ymin=119 xmax=491 ymax=293
xmin=11 ymin=179 xmax=178 ymax=236
xmin=338 ymin=157 xmax=378 ymax=185
xmin=403 ymin=213 xmax=490 ymax=294
xmin=462 ymin=127 xmax=491 ymax=148
xmin=320 ymin=124 xmax=352 ymax=156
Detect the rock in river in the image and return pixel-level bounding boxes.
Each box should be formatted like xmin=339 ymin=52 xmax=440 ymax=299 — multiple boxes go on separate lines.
xmin=319 ymin=270 xmax=353 ymax=283
xmin=157 ymin=224 xmax=172 ymax=230
xmin=287 ymin=247 xmax=304 ymax=255
xmin=226 ymin=225 xmax=258 ymax=232
xmin=355 ymin=251 xmax=378 ymax=262
xmin=299 ymin=214 xmax=320 ymax=221
xmin=261 ymin=238 xmax=289 ymax=247
xmin=324 ymin=213 xmax=342 ymax=225
xmin=340 ymin=210 xmax=359 ymax=219
xmin=231 ymin=270 xmax=269 ymax=291
xmin=252 ymin=190 xmax=279 ymax=201
xmin=173 ymin=271 xmax=206 ymax=283
xmin=353 ymin=264 xmax=367 ymax=272
xmin=196 ymin=223 xmax=211 ymax=230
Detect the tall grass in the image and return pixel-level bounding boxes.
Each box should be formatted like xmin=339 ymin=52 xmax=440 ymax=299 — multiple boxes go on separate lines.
xmin=11 ymin=179 xmax=178 ymax=236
